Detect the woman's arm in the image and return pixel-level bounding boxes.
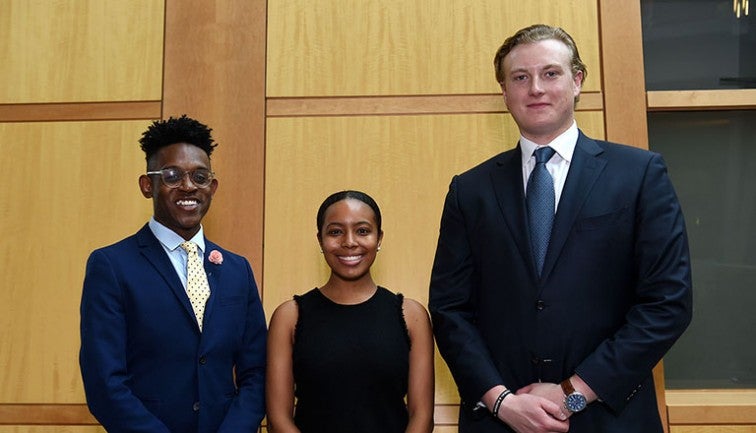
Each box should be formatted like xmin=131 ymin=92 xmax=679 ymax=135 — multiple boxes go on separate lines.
xmin=265 ymin=300 xmax=301 ymax=433
xmin=403 ymin=297 xmax=435 ymax=433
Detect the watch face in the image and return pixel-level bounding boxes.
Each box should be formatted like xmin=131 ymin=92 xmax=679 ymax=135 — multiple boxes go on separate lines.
xmin=565 ymin=392 xmax=587 ymax=412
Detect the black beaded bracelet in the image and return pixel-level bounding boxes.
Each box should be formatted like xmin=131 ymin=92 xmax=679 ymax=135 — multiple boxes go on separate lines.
xmin=492 ymin=389 xmax=512 ymax=417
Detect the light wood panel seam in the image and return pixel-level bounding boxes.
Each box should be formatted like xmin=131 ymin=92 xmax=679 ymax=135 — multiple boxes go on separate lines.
xmin=266 ymin=92 xmax=603 ymax=117
xmin=667 ymin=390 xmax=756 ymax=425
xmin=668 ymin=406 xmax=756 ymax=425
xmin=0 ymin=101 xmax=162 ymax=122
xmin=0 ymin=404 xmax=98 ymax=425
xmin=647 ymin=89 xmax=756 ymax=111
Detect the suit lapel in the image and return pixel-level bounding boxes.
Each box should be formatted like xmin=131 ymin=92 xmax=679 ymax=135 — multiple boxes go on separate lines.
xmin=490 ymin=145 xmax=532 ymax=269
xmin=136 ymin=225 xmax=199 ymax=329
xmin=541 ymin=132 xmax=606 ymax=280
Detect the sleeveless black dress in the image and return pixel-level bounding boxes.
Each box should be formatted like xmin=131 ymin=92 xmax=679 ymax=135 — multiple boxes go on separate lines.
xmin=292 ymin=286 xmax=411 ymax=433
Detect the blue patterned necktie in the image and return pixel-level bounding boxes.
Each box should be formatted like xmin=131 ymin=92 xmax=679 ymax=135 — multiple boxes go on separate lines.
xmin=527 ymin=146 xmax=556 ymax=276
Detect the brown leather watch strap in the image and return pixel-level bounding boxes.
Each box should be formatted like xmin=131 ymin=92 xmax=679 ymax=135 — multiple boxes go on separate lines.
xmin=560 ymin=378 xmax=576 ymax=395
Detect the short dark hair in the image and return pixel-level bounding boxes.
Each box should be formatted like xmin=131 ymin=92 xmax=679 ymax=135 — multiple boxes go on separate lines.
xmin=316 ymin=190 xmax=382 ymax=238
xmin=493 ymin=24 xmax=587 ymax=85
xmin=139 ymin=115 xmax=217 ymax=164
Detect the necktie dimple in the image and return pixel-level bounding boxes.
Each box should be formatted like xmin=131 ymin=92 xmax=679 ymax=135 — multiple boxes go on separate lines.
xmin=527 ymin=146 xmax=556 ymax=276
xmin=180 ymin=241 xmax=211 ymax=331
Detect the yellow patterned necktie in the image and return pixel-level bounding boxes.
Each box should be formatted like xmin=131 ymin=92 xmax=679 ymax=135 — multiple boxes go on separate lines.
xmin=180 ymin=241 xmax=211 ymax=331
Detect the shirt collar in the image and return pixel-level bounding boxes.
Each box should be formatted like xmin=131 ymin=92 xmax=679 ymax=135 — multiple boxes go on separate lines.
xmin=148 ymin=217 xmax=206 ymax=253
xmin=519 ymin=121 xmax=578 ymax=164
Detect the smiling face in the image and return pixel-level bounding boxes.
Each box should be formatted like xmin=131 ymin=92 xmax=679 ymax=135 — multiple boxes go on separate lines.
xmin=318 ymin=198 xmax=383 ymax=284
xmin=139 ymin=142 xmax=218 ymax=240
xmin=500 ymin=39 xmax=583 ymax=144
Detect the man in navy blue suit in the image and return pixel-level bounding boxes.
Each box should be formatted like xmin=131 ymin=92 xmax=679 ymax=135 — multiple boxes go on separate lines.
xmin=429 ymin=24 xmax=692 ymax=433
xmin=80 ymin=115 xmax=267 ymax=432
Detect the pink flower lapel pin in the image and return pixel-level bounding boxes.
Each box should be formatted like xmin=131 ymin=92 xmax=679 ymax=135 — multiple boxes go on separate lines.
xmin=208 ymin=250 xmax=223 ymax=265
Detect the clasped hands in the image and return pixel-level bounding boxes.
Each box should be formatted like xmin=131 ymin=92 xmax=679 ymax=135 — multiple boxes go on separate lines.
xmin=493 ymin=376 xmax=596 ymax=433
xmin=495 ymin=383 xmax=568 ymax=433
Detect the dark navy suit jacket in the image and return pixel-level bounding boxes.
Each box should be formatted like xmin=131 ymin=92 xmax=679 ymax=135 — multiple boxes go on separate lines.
xmin=80 ymin=224 xmax=267 ymax=433
xmin=429 ymin=131 xmax=692 ymax=432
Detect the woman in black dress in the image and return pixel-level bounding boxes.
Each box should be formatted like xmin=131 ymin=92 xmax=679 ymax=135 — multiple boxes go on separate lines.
xmin=266 ymin=190 xmax=434 ymax=433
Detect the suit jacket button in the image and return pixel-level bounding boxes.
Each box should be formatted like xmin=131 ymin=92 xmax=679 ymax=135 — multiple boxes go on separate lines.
xmin=193 ymin=402 xmax=200 ymax=411
xmin=536 ymin=300 xmax=545 ymax=311
xmin=199 ymin=356 xmax=207 ymax=365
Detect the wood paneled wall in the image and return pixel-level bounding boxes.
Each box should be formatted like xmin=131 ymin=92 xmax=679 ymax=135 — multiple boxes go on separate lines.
xmin=267 ymin=0 xmax=600 ymax=96
xmin=0 ymin=121 xmax=152 ymax=404
xmin=0 ymin=1 xmax=163 ymax=103
xmin=162 ymin=0 xmax=267 ymax=276
xmin=1 ymin=2 xmax=163 ymax=430
xmin=0 ymin=117 xmax=147 ymax=430
xmin=2 ymin=0 xmax=752 ymax=431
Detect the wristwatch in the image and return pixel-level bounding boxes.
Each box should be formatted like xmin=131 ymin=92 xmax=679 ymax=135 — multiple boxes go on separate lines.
xmin=560 ymin=378 xmax=587 ymax=413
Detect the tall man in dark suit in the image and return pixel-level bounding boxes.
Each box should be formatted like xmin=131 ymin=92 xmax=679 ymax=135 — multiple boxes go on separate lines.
xmin=80 ymin=115 xmax=267 ymax=433
xmin=429 ymin=24 xmax=692 ymax=433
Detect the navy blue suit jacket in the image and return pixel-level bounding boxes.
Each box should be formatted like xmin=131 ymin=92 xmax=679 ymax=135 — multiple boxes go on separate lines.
xmin=80 ymin=224 xmax=267 ymax=433
xmin=429 ymin=131 xmax=692 ymax=432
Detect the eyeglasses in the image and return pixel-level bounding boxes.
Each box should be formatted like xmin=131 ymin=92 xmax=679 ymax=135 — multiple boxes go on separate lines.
xmin=146 ymin=168 xmax=215 ymax=188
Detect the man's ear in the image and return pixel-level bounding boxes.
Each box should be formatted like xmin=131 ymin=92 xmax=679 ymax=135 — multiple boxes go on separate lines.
xmin=138 ymin=175 xmax=153 ymax=198
xmin=573 ymin=70 xmax=584 ymax=92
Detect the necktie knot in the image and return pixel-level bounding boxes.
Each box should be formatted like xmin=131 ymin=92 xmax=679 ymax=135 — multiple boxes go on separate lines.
xmin=534 ymin=146 xmax=556 ymax=164
xmin=180 ymin=241 xmax=198 ymax=255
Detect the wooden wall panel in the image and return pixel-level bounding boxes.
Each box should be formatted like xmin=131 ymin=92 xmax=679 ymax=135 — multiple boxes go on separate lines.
xmin=598 ymin=0 xmax=649 ymax=149
xmin=0 ymin=102 xmax=162 ymax=123
xmin=0 ymin=121 xmax=153 ymax=402
xmin=267 ymin=0 xmax=600 ymax=97
xmin=267 ymin=92 xmax=603 ymax=117
xmin=667 ymin=390 xmax=756 ymax=425
xmin=0 ymin=0 xmax=163 ymax=104
xmin=0 ymin=404 xmax=95 ymax=425
xmin=262 ymin=112 xmax=605 ymax=404
xmin=163 ymin=0 xmax=267 ymax=280
xmin=432 ymin=428 xmax=459 ymax=433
